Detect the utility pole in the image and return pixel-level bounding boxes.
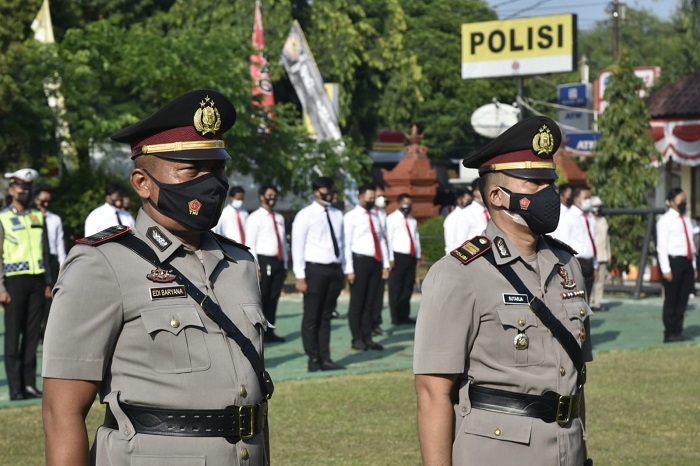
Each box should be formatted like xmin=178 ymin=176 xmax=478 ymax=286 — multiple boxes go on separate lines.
xmin=612 ymin=0 xmax=620 ymax=61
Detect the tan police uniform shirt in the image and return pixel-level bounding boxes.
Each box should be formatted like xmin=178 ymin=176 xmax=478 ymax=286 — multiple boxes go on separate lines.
xmin=42 ymin=209 xmax=268 ymax=466
xmin=414 ymin=221 xmax=593 ymax=466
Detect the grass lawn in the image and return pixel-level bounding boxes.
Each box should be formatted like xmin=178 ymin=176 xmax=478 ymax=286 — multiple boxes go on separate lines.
xmin=1 ymin=346 xmax=699 ymax=465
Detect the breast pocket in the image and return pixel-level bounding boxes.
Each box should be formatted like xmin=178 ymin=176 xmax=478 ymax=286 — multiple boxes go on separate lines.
xmin=240 ymin=303 xmax=267 ymax=344
xmin=141 ymin=305 xmax=211 ymax=374
xmin=563 ymin=299 xmax=593 ymax=345
xmin=496 ymin=308 xmax=545 ymax=366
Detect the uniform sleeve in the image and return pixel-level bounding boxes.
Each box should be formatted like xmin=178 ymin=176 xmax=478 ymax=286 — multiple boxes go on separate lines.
xmin=245 ymin=211 xmax=260 ymax=260
xmin=343 ymin=212 xmax=355 ymax=274
xmin=656 ymin=215 xmax=671 ymax=274
xmin=0 ymin=222 xmax=6 ymax=294
xmin=42 ymin=245 xmax=124 ymax=381
xmin=291 ymin=209 xmax=308 ymax=279
xmin=414 ymin=259 xmax=478 ymax=374
xmin=56 ymin=216 xmax=67 ymax=265
xmin=414 ymin=218 xmax=422 ymax=259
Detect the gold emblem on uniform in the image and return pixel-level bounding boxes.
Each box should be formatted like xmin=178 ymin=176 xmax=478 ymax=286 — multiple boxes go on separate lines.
xmin=532 ymin=124 xmax=555 ymax=156
xmin=479 ymin=238 xmax=488 ymax=245
xmin=559 ymin=267 xmax=576 ymax=290
xmin=146 ymin=268 xmax=177 ymax=283
xmin=514 ymin=332 xmax=529 ymax=350
xmin=194 ymin=95 xmax=221 ymax=136
xmin=579 ymin=326 xmax=586 ymax=343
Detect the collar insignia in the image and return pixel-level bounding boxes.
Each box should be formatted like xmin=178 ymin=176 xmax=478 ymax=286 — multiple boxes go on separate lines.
xmin=559 ymin=266 xmax=576 ymax=290
xmin=146 ymin=226 xmax=172 ymax=251
xmin=147 ymin=268 xmax=177 ymax=283
xmin=532 ymin=124 xmax=555 ymax=156
xmin=194 ymin=95 xmax=221 ymax=136
xmin=188 ymin=199 xmax=202 ymax=216
xmin=495 ymin=236 xmax=511 ymax=258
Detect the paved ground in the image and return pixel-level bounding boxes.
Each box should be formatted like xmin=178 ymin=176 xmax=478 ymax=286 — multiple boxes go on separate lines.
xmin=2 ymin=288 xmax=699 ymax=408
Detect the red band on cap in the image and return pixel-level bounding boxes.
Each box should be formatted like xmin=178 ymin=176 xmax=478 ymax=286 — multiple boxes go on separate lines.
xmin=480 ymin=148 xmax=541 ymax=167
xmin=132 ymin=126 xmax=220 ymax=152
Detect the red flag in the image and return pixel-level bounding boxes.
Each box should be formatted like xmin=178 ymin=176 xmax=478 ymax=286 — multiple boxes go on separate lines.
xmin=251 ymin=0 xmax=275 ymax=131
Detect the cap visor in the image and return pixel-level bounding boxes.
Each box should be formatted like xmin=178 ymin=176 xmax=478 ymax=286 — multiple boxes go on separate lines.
xmin=148 ymin=148 xmax=231 ymax=161
xmin=501 ymin=168 xmax=558 ymax=181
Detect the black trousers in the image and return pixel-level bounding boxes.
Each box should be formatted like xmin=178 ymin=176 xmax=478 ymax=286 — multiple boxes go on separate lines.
xmin=372 ymin=278 xmax=387 ymax=328
xmin=257 ymin=255 xmax=286 ymax=327
xmin=389 ymin=253 xmax=417 ymax=323
xmin=578 ymin=258 xmax=595 ymax=299
xmin=348 ymin=255 xmax=383 ymax=344
xmin=302 ymin=262 xmax=344 ymax=362
xmin=3 ymin=274 xmax=45 ymax=394
xmin=662 ymin=256 xmax=695 ymax=337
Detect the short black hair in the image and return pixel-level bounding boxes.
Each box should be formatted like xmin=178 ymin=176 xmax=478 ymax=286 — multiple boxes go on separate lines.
xmin=470 ymin=178 xmax=480 ymax=192
xmin=666 ymin=187 xmax=684 ymax=201
xmin=571 ymin=184 xmax=591 ymax=200
xmin=358 ymin=184 xmax=376 ymax=195
xmin=258 ymin=185 xmax=278 ymax=196
xmin=228 ymin=185 xmax=245 ymax=197
xmin=106 ymin=183 xmax=125 ymax=197
xmin=312 ymin=176 xmax=334 ymax=191
xmin=33 ymin=186 xmax=51 ymax=199
xmin=397 ymin=193 xmax=411 ymax=203
xmin=558 ymin=182 xmax=572 ymax=193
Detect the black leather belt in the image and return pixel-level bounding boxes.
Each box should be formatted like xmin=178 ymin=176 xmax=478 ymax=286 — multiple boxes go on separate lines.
xmin=104 ymin=401 xmax=267 ymax=439
xmin=469 ymin=385 xmax=581 ymax=426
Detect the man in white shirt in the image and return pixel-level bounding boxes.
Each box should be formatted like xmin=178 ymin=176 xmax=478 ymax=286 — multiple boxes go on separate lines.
xmin=214 ymin=185 xmax=248 ymax=244
xmin=460 ymin=179 xmax=489 ymax=242
xmin=550 ymin=182 xmax=572 ymax=241
xmin=292 ymin=177 xmax=345 ymax=372
xmin=656 ymin=188 xmax=697 ymax=342
xmin=443 ymin=188 xmax=473 ymax=253
xmin=371 ymin=185 xmax=392 ymax=337
xmin=344 ymin=185 xmax=390 ymax=351
xmin=83 ymin=183 xmax=136 ymax=237
xmin=386 ymin=193 xmax=421 ymax=325
xmin=590 ymin=196 xmax=610 ymax=312
xmin=246 ymin=185 xmax=287 ymax=343
xmin=558 ymin=185 xmax=597 ymax=297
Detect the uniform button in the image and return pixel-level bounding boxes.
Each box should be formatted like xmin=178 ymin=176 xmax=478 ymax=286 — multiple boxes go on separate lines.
xmin=518 ymin=319 xmax=525 ymax=326
xmin=123 ymin=428 xmax=131 ymax=436
xmin=241 ymin=448 xmax=249 ymax=460
xmin=461 ymin=406 xmax=467 ymax=412
xmin=494 ymin=428 xmax=501 ymax=436
xmin=560 ymin=366 xmax=566 ymax=376
xmin=579 ymin=308 xmax=585 ymax=316
xmin=170 ymin=319 xmax=180 ymax=328
xmin=240 ymin=385 xmax=247 ymax=397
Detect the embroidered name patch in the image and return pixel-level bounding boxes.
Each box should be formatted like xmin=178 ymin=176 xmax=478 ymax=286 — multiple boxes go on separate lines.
xmin=503 ymin=293 xmax=529 ymax=305
xmin=150 ymin=286 xmax=187 ymax=300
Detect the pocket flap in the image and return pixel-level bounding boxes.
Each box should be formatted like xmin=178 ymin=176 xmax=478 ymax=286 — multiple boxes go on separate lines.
xmin=240 ymin=303 xmax=269 ymax=329
xmin=497 ymin=308 xmax=538 ymax=331
xmin=464 ymin=407 xmax=533 ymax=444
xmin=141 ymin=305 xmax=204 ymax=336
xmin=563 ymin=300 xmax=593 ymax=322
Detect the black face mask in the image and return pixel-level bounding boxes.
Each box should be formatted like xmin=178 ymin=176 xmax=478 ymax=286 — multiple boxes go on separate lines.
xmin=16 ymin=192 xmax=32 ymax=207
xmin=264 ymin=196 xmax=276 ymax=208
xmin=110 ymin=197 xmax=124 ymax=209
xmin=145 ymin=170 xmax=229 ymax=231
xmin=39 ymin=200 xmax=50 ymax=209
xmin=318 ymin=191 xmax=334 ymax=206
xmin=678 ymin=202 xmax=687 ymax=215
xmin=499 ymin=184 xmax=561 ymax=235
xmin=363 ymin=200 xmax=375 ymax=210
xmin=400 ymin=205 xmax=412 ymax=215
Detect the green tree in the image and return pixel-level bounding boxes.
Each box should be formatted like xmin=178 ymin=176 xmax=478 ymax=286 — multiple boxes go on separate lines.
xmin=587 ymin=55 xmax=658 ymax=270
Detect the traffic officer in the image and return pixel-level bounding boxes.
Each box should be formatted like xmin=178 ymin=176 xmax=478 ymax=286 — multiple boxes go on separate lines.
xmin=42 ymin=90 xmax=271 ymax=466
xmin=1 ymin=168 xmax=52 ymax=400
xmin=414 ymin=116 xmax=593 ymax=466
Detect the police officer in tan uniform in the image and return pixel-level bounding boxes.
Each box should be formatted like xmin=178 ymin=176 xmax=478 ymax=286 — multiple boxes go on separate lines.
xmin=414 ymin=116 xmax=593 ymax=466
xmin=42 ymin=90 xmax=271 ymax=466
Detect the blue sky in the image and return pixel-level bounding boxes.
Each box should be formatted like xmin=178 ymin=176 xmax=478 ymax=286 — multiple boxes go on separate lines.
xmin=484 ymin=0 xmax=679 ymax=30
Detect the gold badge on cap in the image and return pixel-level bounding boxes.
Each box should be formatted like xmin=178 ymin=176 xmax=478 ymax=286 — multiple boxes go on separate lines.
xmin=559 ymin=267 xmax=576 ymax=290
xmin=532 ymin=124 xmax=555 ymax=156
xmin=194 ymin=95 xmax=222 ymax=136
xmin=514 ymin=332 xmax=529 ymax=350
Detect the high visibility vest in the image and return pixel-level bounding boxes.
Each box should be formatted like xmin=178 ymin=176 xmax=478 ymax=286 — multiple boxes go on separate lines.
xmin=0 ymin=207 xmax=46 ymax=276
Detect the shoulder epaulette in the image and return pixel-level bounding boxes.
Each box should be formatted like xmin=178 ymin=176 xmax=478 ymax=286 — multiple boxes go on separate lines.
xmin=450 ymin=236 xmax=491 ymax=265
xmin=76 ymin=225 xmax=132 ymax=246
xmin=543 ymin=235 xmax=578 ymax=255
xmin=211 ymin=232 xmax=251 ymax=251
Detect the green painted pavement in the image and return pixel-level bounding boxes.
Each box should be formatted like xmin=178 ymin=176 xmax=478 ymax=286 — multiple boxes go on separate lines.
xmin=2 ymin=290 xmax=699 ymax=408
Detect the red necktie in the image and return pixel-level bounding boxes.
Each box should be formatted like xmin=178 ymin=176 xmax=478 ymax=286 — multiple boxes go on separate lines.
xmin=583 ymin=213 xmax=597 ymax=257
xmin=367 ymin=211 xmax=382 ymax=262
xmin=681 ymin=215 xmax=692 ymax=260
xmin=271 ymin=211 xmax=283 ymax=261
xmin=236 ymin=209 xmax=246 ymax=244
xmin=405 ymin=215 xmax=416 ymax=257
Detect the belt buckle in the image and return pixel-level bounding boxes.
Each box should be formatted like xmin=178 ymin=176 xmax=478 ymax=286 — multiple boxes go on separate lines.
xmin=239 ymin=405 xmax=256 ymax=440
xmin=556 ymin=395 xmax=574 ymax=426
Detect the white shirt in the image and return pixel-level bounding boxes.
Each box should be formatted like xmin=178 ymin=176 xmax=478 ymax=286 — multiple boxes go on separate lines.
xmin=291 ymin=201 xmax=345 ymax=279
xmin=44 ymin=210 xmax=66 ymax=264
xmin=443 ymin=206 xmax=465 ymax=253
xmin=84 ymin=203 xmax=136 ymax=237
xmin=460 ymin=200 xmax=489 ymax=241
xmin=343 ymin=205 xmax=390 ymax=273
xmin=386 ymin=210 xmax=421 ymax=259
xmin=373 ymin=206 xmax=393 ymax=262
xmin=656 ymin=208 xmax=697 ymax=274
xmin=214 ymin=204 xmax=249 ymax=244
xmin=245 ymin=207 xmax=288 ymax=269
xmin=559 ymin=205 xmax=597 ymax=262
xmin=550 ymin=203 xmax=570 ymax=241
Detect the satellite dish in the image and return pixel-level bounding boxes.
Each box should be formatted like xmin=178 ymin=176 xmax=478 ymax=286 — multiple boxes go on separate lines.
xmin=471 ymin=102 xmax=520 ymax=139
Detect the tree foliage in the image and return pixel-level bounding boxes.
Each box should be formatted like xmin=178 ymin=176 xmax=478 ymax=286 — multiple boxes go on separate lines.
xmin=587 ymin=55 xmax=658 ymax=269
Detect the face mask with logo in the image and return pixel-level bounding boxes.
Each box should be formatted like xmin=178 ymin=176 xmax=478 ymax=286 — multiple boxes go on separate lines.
xmin=498 ymin=184 xmax=561 ymax=235
xmin=231 ymin=199 xmax=243 ymax=209
xmin=400 ymin=205 xmax=412 ymax=215
xmin=375 ymin=196 xmax=386 ymax=208
xmin=580 ymin=198 xmax=592 ymax=212
xmin=145 ymin=170 xmax=229 ymax=231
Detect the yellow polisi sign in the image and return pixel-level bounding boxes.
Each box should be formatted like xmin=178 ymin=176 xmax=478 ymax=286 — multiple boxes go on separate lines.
xmin=461 ymin=14 xmax=577 ymax=79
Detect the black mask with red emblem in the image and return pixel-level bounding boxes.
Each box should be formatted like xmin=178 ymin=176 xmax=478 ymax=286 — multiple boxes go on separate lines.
xmin=498 ymin=184 xmax=560 ymax=235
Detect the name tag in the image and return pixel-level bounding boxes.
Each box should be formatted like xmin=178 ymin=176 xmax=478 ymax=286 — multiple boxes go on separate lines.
xmin=150 ymin=286 xmax=187 ymax=300
xmin=502 ymin=293 xmax=528 ymax=305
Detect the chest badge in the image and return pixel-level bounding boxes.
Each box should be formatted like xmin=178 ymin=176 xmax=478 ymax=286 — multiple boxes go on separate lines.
xmin=579 ymin=326 xmax=587 ymax=343
xmin=147 ymin=268 xmax=177 ymax=283
xmin=559 ymin=266 xmax=576 ymax=290
xmin=514 ymin=332 xmax=529 ymax=350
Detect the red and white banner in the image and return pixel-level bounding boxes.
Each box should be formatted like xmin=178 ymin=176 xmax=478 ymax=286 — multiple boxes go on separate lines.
xmin=250 ymin=0 xmax=275 ymax=131
xmin=650 ymin=119 xmax=700 ymax=166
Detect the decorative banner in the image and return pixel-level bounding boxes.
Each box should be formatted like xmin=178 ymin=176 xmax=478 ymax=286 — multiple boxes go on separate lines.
xmin=250 ymin=0 xmax=275 ymax=132
xmin=650 ymin=119 xmax=700 ymax=166
xmin=279 ymin=21 xmax=341 ymax=141
xmin=461 ymin=14 xmax=577 ymax=79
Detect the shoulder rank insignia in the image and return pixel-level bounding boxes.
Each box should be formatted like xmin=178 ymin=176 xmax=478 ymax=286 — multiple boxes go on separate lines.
xmin=212 ymin=232 xmax=251 ymax=251
xmin=76 ymin=225 xmax=131 ymax=246
xmin=543 ymin=235 xmax=578 ymax=255
xmin=147 ymin=268 xmax=177 ymax=283
xmin=451 ymin=236 xmax=491 ymax=265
